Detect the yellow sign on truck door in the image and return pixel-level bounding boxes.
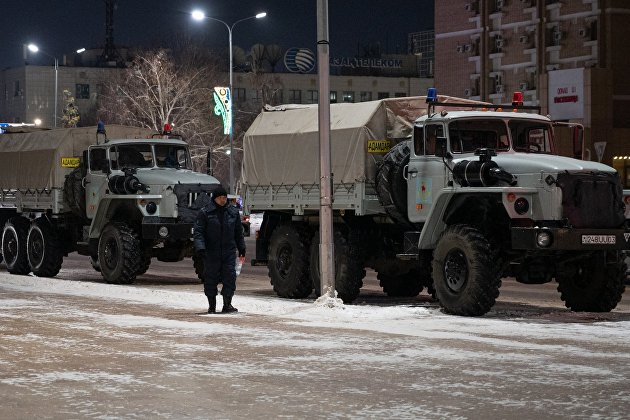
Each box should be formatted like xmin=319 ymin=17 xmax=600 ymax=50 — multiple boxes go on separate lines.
xmin=61 ymin=157 xmax=81 ymax=168
xmin=367 ymin=140 xmax=391 ymax=153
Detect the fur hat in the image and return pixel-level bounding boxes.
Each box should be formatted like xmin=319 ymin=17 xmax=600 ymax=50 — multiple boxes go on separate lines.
xmin=212 ymin=185 xmax=228 ymax=199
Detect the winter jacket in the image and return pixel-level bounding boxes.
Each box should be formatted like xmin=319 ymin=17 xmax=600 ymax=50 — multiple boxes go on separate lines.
xmin=193 ymin=200 xmax=246 ymax=259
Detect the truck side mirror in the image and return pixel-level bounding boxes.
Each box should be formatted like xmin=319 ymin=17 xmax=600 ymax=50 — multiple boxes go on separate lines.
xmin=435 ymin=136 xmax=448 ymax=158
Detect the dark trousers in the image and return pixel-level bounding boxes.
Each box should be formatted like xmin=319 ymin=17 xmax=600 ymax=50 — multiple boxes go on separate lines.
xmin=203 ymin=252 xmax=236 ymax=298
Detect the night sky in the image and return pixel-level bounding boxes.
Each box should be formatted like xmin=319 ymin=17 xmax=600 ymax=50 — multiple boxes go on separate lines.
xmin=0 ymin=0 xmax=434 ymax=69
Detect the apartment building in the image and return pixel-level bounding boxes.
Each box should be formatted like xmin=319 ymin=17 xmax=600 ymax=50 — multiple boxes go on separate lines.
xmin=434 ymin=0 xmax=630 ymax=183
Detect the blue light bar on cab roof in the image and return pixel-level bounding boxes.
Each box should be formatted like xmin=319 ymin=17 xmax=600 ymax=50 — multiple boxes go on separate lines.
xmin=426 ymin=87 xmax=438 ymax=103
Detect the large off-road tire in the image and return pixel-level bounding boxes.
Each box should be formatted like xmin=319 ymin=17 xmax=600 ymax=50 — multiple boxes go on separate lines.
xmin=193 ymin=253 xmax=204 ymax=283
xmin=1 ymin=217 xmax=31 ymax=275
xmin=98 ymin=222 xmax=142 ymax=284
xmin=90 ymin=255 xmax=101 ymax=272
xmin=310 ymin=228 xmax=366 ymax=303
xmin=26 ymin=217 xmax=64 ymax=277
xmin=556 ymin=251 xmax=626 ymax=312
xmin=268 ymin=224 xmax=313 ymax=299
xmin=432 ymin=224 xmax=502 ymax=316
xmin=375 ymin=141 xmax=413 ymax=228
xmin=135 ymin=250 xmax=152 ymax=276
xmin=63 ymin=166 xmax=87 ymax=218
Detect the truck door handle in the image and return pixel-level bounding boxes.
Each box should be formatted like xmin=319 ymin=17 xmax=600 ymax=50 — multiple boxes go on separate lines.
xmin=403 ymin=165 xmax=409 ymax=180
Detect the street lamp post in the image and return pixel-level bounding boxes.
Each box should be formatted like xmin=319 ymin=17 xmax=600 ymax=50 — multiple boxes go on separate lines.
xmin=192 ymin=10 xmax=267 ymax=194
xmin=27 ymin=44 xmax=58 ymax=128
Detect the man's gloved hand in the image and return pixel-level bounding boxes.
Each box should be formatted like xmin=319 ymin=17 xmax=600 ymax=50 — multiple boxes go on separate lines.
xmin=196 ymin=249 xmax=205 ymax=259
xmin=238 ymin=250 xmax=245 ymax=258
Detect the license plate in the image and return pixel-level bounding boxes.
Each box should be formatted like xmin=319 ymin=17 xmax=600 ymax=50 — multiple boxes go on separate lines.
xmin=581 ymin=235 xmax=616 ymax=245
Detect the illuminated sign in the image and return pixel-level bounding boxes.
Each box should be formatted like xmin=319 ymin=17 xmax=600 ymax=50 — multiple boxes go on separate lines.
xmin=213 ymin=87 xmax=232 ymax=135
xmin=330 ymin=57 xmax=403 ymax=69
xmin=284 ymin=48 xmax=316 ymax=73
xmin=548 ymin=68 xmax=584 ymax=120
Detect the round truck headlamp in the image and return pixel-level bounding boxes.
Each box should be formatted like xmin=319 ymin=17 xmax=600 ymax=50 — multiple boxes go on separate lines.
xmin=158 ymin=226 xmax=169 ymax=238
xmin=146 ymin=201 xmax=157 ymax=214
xmin=514 ymin=197 xmax=529 ymax=215
xmin=536 ymin=231 xmax=553 ymax=248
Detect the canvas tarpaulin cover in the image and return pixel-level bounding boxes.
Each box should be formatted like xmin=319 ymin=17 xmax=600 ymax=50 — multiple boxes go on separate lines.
xmin=242 ymin=96 xmax=487 ymax=186
xmin=0 ymin=125 xmax=153 ymax=189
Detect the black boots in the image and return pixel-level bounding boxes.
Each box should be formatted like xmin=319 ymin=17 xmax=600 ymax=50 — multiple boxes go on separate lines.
xmin=222 ymin=296 xmax=238 ymax=313
xmin=208 ymin=295 xmax=237 ymax=314
xmin=207 ymin=296 xmax=216 ymax=314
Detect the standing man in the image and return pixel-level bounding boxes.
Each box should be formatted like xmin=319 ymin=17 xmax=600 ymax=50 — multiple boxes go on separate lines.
xmin=194 ymin=186 xmax=246 ymax=313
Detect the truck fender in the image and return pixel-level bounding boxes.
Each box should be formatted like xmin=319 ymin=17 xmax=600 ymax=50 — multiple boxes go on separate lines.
xmin=417 ymin=191 xmax=454 ymax=249
xmin=89 ymin=198 xmax=142 ymax=240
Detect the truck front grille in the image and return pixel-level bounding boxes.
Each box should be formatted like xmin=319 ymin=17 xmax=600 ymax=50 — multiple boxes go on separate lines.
xmin=556 ymin=171 xmax=625 ymax=228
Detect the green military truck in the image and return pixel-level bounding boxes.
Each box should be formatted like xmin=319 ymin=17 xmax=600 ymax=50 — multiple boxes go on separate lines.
xmin=242 ymin=93 xmax=627 ymax=316
xmin=0 ymin=125 xmax=222 ymax=284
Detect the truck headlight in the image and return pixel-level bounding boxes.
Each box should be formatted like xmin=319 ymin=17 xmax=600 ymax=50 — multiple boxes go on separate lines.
xmin=146 ymin=201 xmax=157 ymax=214
xmin=536 ymin=231 xmax=553 ymax=248
xmin=158 ymin=226 xmax=169 ymax=238
xmin=514 ymin=197 xmax=529 ymax=215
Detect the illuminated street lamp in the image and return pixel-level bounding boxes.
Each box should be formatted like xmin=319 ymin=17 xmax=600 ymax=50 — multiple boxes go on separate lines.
xmin=27 ymin=43 xmax=58 ymax=128
xmin=192 ymin=9 xmax=267 ymax=194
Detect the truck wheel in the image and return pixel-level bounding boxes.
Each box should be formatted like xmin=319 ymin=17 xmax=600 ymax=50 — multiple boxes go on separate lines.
xmin=90 ymin=255 xmax=101 ymax=272
xmin=98 ymin=223 xmax=142 ymax=284
xmin=378 ymin=270 xmax=424 ymax=297
xmin=268 ymin=224 xmax=313 ymax=299
xmin=136 ymin=251 xmax=152 ymax=276
xmin=310 ymin=229 xmax=366 ymax=303
xmin=556 ymin=251 xmax=625 ymax=312
xmin=375 ymin=141 xmax=413 ymax=228
xmin=193 ymin=254 xmax=204 ymax=283
xmin=27 ymin=218 xmax=64 ymax=277
xmin=432 ymin=224 xmax=502 ymax=316
xmin=1 ymin=217 xmax=31 ymax=275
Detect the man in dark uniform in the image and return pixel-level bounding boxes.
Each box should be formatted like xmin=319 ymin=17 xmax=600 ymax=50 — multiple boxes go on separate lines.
xmin=193 ymin=186 xmax=246 ymax=313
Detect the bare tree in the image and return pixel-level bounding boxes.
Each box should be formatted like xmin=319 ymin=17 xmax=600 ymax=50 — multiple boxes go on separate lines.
xmin=250 ymin=44 xmax=266 ymax=73
xmin=264 ymin=44 xmax=284 ymax=73
xmin=98 ymin=46 xmax=232 ymax=176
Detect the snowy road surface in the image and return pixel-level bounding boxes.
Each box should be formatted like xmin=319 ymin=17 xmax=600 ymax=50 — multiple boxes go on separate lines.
xmin=1 ymin=272 xmax=629 ymax=419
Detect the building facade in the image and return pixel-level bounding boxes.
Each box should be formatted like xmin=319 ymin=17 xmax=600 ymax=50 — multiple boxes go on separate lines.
xmin=0 ymin=65 xmax=119 ymax=128
xmin=1 ymin=56 xmax=432 ymax=127
xmin=434 ymin=0 xmax=630 ymax=183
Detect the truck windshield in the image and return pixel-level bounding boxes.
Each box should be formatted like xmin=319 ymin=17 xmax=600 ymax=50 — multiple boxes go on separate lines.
xmin=155 ymin=144 xmax=192 ymax=169
xmin=111 ymin=144 xmax=153 ymax=169
xmin=509 ymin=120 xmax=554 ymax=153
xmin=448 ymin=119 xmax=510 ymax=154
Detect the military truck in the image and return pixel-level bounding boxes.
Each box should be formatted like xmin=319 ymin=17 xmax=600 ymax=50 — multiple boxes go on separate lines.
xmin=242 ymin=93 xmax=628 ymax=316
xmin=0 ymin=125 xmax=222 ymax=284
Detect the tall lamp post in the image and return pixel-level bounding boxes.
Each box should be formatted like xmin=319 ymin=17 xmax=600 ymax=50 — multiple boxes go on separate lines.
xmin=27 ymin=43 xmax=58 ymax=128
xmin=192 ymin=9 xmax=267 ymax=194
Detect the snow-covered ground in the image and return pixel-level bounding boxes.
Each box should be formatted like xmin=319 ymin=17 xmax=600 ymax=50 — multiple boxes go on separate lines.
xmin=1 ymin=271 xmax=629 ymax=418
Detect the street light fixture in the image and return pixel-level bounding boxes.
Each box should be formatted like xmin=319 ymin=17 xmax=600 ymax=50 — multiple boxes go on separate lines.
xmin=192 ymin=9 xmax=267 ymax=194
xmin=27 ymin=43 xmax=58 ymax=128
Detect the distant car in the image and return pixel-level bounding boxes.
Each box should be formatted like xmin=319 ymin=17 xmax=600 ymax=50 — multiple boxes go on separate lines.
xmin=228 ymin=194 xmax=250 ymax=237
xmin=240 ymin=211 xmax=251 ymax=237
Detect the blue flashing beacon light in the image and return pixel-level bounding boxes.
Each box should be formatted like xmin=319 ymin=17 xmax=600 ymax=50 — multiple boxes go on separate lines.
xmin=426 ymin=87 xmax=438 ymax=103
